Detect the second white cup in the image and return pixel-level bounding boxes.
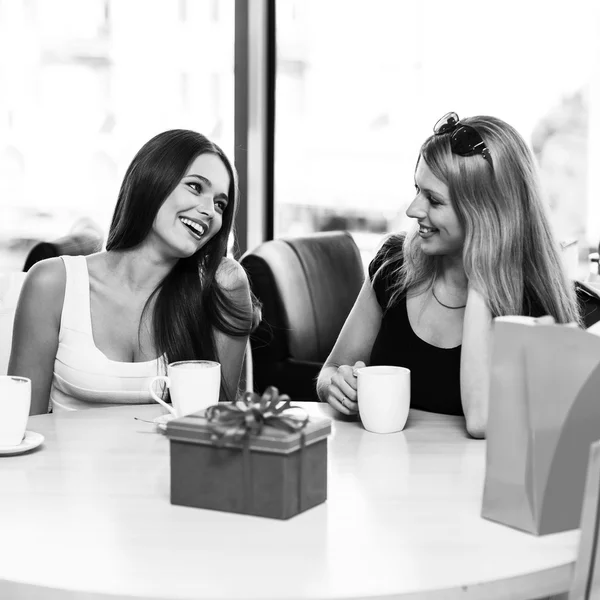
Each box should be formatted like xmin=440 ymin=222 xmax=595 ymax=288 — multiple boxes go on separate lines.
xmin=149 ymin=360 xmax=221 ymax=417
xmin=356 ymin=366 xmax=410 ymax=434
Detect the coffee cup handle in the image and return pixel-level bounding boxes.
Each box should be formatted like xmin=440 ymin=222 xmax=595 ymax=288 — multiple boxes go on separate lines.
xmin=148 ymin=376 xmax=177 ymax=416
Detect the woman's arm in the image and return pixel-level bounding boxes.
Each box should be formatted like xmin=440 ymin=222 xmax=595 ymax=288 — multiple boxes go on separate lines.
xmin=460 ymin=287 xmax=493 ymax=438
xmin=8 ymin=258 xmax=65 ymax=415
xmin=316 ymin=277 xmax=382 ymax=414
xmin=214 ymin=257 xmax=253 ymax=401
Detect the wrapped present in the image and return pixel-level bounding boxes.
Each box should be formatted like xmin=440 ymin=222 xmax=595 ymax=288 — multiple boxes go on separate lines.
xmin=165 ymin=387 xmax=332 ymax=519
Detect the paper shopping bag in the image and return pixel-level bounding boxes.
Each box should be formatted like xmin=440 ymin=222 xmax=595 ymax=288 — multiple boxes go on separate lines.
xmin=481 ymin=318 xmax=600 ymax=535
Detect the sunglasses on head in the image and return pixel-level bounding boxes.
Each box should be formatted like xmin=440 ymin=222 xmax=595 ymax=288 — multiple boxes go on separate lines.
xmin=433 ymin=112 xmax=493 ymax=169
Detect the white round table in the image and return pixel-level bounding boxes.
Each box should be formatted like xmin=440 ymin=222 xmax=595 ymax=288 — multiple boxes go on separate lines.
xmin=0 ymin=403 xmax=578 ymax=599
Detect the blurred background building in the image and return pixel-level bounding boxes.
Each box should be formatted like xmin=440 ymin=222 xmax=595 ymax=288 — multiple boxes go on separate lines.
xmin=0 ymin=0 xmax=598 ymax=274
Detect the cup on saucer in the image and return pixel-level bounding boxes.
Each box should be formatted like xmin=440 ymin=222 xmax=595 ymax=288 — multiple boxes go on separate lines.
xmin=0 ymin=376 xmax=31 ymax=446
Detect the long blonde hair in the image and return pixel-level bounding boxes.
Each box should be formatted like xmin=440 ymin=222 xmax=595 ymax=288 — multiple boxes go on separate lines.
xmin=377 ymin=115 xmax=580 ymax=324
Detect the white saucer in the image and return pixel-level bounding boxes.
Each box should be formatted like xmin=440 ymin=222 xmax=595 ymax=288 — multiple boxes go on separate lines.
xmin=0 ymin=431 xmax=44 ymax=456
xmin=154 ymin=413 xmax=177 ymax=432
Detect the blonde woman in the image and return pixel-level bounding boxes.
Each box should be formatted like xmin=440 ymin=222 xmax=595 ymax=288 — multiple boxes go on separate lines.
xmin=316 ymin=113 xmax=580 ymax=438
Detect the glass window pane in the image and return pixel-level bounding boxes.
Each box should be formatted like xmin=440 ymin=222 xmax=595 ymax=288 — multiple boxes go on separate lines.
xmin=275 ymin=0 xmax=600 ymax=274
xmin=0 ymin=0 xmax=234 ymax=271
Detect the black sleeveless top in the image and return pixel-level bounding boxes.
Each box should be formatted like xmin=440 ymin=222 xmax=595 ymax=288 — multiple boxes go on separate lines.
xmin=368 ymin=239 xmax=463 ymax=415
xmin=368 ymin=236 xmax=545 ymax=416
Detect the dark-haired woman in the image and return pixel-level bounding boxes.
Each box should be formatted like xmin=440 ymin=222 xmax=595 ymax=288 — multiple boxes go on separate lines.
xmin=9 ymin=130 xmax=256 ymax=415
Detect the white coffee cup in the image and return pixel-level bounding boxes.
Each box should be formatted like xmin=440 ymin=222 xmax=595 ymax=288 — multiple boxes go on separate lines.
xmin=148 ymin=360 xmax=221 ymax=417
xmin=0 ymin=376 xmax=31 ymax=446
xmin=356 ymin=366 xmax=410 ymax=434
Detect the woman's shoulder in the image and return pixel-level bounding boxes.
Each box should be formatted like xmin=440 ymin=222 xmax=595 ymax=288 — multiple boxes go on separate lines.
xmin=20 ymin=257 xmax=66 ymax=313
xmin=214 ymin=257 xmax=257 ymax=332
xmin=369 ymin=232 xmax=406 ymax=279
xmin=24 ymin=257 xmax=66 ymax=294
xmin=216 ymin=257 xmax=250 ymax=292
xmin=379 ymin=232 xmax=406 ymax=256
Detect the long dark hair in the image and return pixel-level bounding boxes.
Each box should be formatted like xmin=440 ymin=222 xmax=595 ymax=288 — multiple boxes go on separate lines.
xmin=106 ymin=129 xmax=255 ymax=400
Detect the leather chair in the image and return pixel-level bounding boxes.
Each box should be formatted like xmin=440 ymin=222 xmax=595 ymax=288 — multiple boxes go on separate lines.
xmin=576 ymin=281 xmax=600 ymax=329
xmin=241 ymin=231 xmax=365 ymax=402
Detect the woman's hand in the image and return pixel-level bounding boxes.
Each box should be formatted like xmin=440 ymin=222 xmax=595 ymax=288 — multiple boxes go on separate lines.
xmin=326 ymin=360 xmax=366 ymax=415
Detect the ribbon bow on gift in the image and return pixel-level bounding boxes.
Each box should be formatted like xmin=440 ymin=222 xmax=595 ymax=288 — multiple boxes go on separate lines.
xmin=204 ymin=387 xmax=311 ymax=515
xmin=205 ymin=386 xmax=309 ymax=444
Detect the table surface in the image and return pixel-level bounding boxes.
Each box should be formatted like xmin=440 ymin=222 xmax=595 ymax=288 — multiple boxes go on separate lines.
xmin=0 ymin=403 xmax=579 ymax=600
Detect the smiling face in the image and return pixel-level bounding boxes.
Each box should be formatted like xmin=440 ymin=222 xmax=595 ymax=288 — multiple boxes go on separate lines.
xmin=406 ymin=157 xmax=465 ymax=258
xmin=149 ymin=153 xmax=231 ymax=259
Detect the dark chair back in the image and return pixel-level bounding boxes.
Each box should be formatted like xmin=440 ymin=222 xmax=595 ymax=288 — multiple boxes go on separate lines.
xmin=576 ymin=281 xmax=600 ymax=329
xmin=23 ymin=231 xmax=103 ymax=272
xmin=241 ymin=231 xmax=365 ymax=401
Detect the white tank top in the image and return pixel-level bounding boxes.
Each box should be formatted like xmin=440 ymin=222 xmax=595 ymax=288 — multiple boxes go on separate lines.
xmin=50 ymin=255 xmax=166 ymax=411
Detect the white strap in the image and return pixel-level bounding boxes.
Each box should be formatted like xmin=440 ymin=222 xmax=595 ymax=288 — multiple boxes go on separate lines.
xmin=60 ymin=255 xmax=92 ymax=336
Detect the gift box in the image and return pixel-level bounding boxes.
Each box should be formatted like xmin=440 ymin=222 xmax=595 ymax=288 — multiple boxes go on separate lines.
xmin=165 ymin=392 xmax=331 ymax=520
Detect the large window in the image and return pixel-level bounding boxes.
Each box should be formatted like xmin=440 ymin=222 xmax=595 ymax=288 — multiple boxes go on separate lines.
xmin=275 ymin=0 xmax=600 ymax=273
xmin=2 ymin=1 xmax=599 ymax=275
xmin=0 ymin=0 xmax=234 ymax=271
